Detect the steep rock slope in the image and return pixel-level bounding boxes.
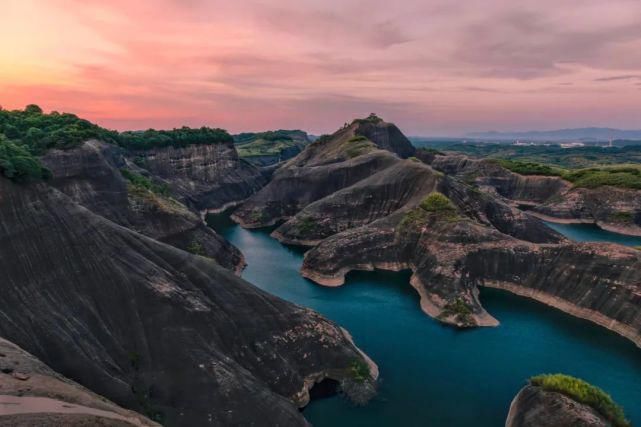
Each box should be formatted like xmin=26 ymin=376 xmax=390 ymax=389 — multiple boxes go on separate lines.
xmin=272 ymin=159 xmax=441 ymax=246
xmin=0 ymin=338 xmax=157 ymax=427
xmin=232 ymin=115 xmax=415 ymax=228
xmin=431 ymin=154 xmax=641 ymax=235
xmin=301 ymin=196 xmax=641 ymax=345
xmin=506 ymin=385 xmax=609 ymax=427
xmin=0 ymin=178 xmax=377 ymax=426
xmin=129 ymin=141 xmax=266 ymax=212
xmin=236 ymin=118 xmax=641 ymax=347
xmin=41 ymin=140 xmax=244 ymax=272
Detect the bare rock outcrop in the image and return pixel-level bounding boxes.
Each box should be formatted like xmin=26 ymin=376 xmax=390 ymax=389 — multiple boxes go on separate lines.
xmin=0 ymin=178 xmax=377 ymax=426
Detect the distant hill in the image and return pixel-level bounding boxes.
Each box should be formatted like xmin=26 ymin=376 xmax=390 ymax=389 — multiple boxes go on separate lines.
xmin=467 ymin=127 xmax=641 ymax=141
xmin=233 ymin=129 xmax=311 ymax=166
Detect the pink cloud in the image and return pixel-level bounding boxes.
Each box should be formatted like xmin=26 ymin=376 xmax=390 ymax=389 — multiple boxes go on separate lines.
xmin=1 ymin=0 xmax=641 ymax=135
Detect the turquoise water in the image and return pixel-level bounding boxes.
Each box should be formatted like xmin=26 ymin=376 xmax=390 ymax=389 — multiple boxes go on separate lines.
xmin=211 ymin=215 xmax=641 ymax=427
xmin=544 ymin=221 xmax=641 ymax=247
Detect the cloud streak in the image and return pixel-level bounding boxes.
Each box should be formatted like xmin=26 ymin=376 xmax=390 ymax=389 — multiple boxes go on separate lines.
xmin=1 ymin=0 xmax=641 ymax=135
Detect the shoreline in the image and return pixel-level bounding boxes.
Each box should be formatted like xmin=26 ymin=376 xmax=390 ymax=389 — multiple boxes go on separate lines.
xmin=529 ymin=212 xmax=641 ymax=237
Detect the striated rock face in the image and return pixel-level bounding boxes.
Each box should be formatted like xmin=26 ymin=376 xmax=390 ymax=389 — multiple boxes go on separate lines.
xmin=505 ymin=385 xmax=608 ymax=427
xmin=129 ymin=141 xmax=266 ymax=212
xmin=239 ymin=118 xmax=641 ymax=346
xmin=232 ymin=117 xmax=415 ymax=228
xmin=301 ymin=203 xmax=641 ymax=343
xmin=431 ymin=155 xmax=570 ymax=204
xmin=233 ymin=151 xmax=400 ymax=228
xmin=431 ymin=154 xmax=641 ymax=235
xmin=272 ymin=160 xmax=441 ymax=246
xmin=533 ymin=186 xmax=641 ymax=236
xmin=0 ymin=178 xmax=377 ymax=426
xmin=41 ymin=140 xmax=245 ymax=272
xmin=0 ymin=338 xmax=158 ymax=427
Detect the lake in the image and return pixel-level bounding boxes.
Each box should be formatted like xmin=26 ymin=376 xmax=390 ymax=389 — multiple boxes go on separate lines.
xmin=210 ymin=215 xmax=641 ymax=427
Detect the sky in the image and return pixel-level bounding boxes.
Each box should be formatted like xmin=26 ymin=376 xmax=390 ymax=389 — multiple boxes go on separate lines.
xmin=1 ymin=0 xmax=641 ymax=136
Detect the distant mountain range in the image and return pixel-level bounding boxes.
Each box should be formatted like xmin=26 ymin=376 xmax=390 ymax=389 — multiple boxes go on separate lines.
xmin=467 ymin=127 xmax=641 ymax=141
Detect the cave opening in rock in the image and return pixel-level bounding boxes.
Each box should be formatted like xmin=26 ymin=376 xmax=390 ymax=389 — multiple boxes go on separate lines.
xmin=308 ymin=378 xmax=341 ymax=401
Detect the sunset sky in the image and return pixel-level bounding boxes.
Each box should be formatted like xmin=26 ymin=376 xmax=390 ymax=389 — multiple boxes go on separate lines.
xmin=2 ymin=0 xmax=641 ymax=135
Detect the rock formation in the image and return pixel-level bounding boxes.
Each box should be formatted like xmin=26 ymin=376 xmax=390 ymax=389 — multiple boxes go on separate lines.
xmin=0 ymin=337 xmax=157 ymax=426
xmin=231 ymin=116 xmax=641 ymax=348
xmin=41 ymin=140 xmax=245 ymax=272
xmin=232 ymin=115 xmax=415 ymax=228
xmin=0 ymin=177 xmax=377 ymax=426
xmin=430 ymin=154 xmax=641 ymax=236
xmin=506 ymin=385 xmax=610 ymax=427
xmin=128 ymin=140 xmax=266 ymax=213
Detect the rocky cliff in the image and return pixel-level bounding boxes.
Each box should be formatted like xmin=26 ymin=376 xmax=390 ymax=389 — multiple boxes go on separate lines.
xmin=232 ymin=115 xmax=415 ymax=228
xmin=232 ymin=117 xmax=641 ymax=348
xmin=0 ymin=177 xmax=377 ymax=426
xmin=0 ymin=337 xmax=157 ymax=426
xmin=41 ymin=140 xmax=245 ymax=272
xmin=129 ymin=140 xmax=266 ymax=213
xmin=431 ymin=154 xmax=641 ymax=235
xmin=505 ymin=385 xmax=609 ymax=427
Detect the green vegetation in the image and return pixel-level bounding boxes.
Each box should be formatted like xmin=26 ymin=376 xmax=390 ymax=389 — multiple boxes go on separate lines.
xmin=349 ymin=359 xmax=371 ymax=383
xmin=400 ymin=192 xmax=459 ymax=230
xmin=249 ymin=210 xmax=266 ymax=223
xmin=498 ymin=159 xmax=641 ymax=190
xmin=0 ymin=105 xmax=119 ymax=154
xmin=564 ymin=166 xmax=641 ymax=190
xmin=438 ymin=298 xmax=474 ymax=326
xmin=234 ymin=130 xmax=309 ymax=158
xmin=611 ymin=211 xmax=634 ymax=223
xmin=0 ymin=104 xmax=233 ymax=157
xmin=120 ymin=169 xmax=169 ymax=196
xmin=419 ymin=192 xmax=457 ymax=213
xmin=296 ymin=216 xmax=318 ymax=234
xmin=414 ymin=141 xmax=641 ymax=169
xmin=634 ymin=246 xmax=641 ymax=251
xmin=119 ymin=127 xmax=232 ymax=150
xmin=497 ymin=159 xmax=564 ymax=177
xmin=408 ymin=156 xmax=421 ymax=162
xmin=0 ymin=136 xmax=50 ymax=182
xmin=417 ymin=147 xmax=444 ymax=156
xmin=530 ymin=374 xmax=629 ymax=427
xmin=345 ymin=135 xmax=375 ymax=158
xmin=186 ymin=240 xmax=206 ymax=256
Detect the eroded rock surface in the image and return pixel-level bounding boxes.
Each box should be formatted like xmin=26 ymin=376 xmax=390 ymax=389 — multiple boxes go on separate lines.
xmin=0 ymin=338 xmax=157 ymax=427
xmin=0 ymin=178 xmax=377 ymax=426
xmin=505 ymin=385 xmax=608 ymax=427
xmin=41 ymin=140 xmax=245 ymax=272
xmin=431 ymin=154 xmax=641 ymax=235
xmin=232 ymin=116 xmax=415 ymax=228
xmin=233 ymin=117 xmax=641 ymax=348
xmin=129 ymin=142 xmax=266 ymax=212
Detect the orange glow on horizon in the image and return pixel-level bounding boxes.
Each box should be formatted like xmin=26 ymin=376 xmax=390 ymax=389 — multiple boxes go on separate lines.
xmin=1 ymin=0 xmax=641 ymax=135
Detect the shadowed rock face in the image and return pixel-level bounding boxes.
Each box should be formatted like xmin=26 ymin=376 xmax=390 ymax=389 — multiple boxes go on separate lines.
xmin=301 ymin=195 xmax=641 ymax=343
xmin=232 ymin=117 xmax=415 ymax=228
xmin=272 ymin=160 xmax=441 ymax=246
xmin=129 ymin=141 xmax=266 ymax=212
xmin=431 ymin=154 xmax=641 ymax=235
xmin=234 ymin=118 xmax=641 ymax=347
xmin=41 ymin=140 xmax=245 ymax=272
xmin=506 ymin=385 xmax=608 ymax=427
xmin=0 ymin=178 xmax=377 ymax=426
xmin=0 ymin=338 xmax=158 ymax=427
